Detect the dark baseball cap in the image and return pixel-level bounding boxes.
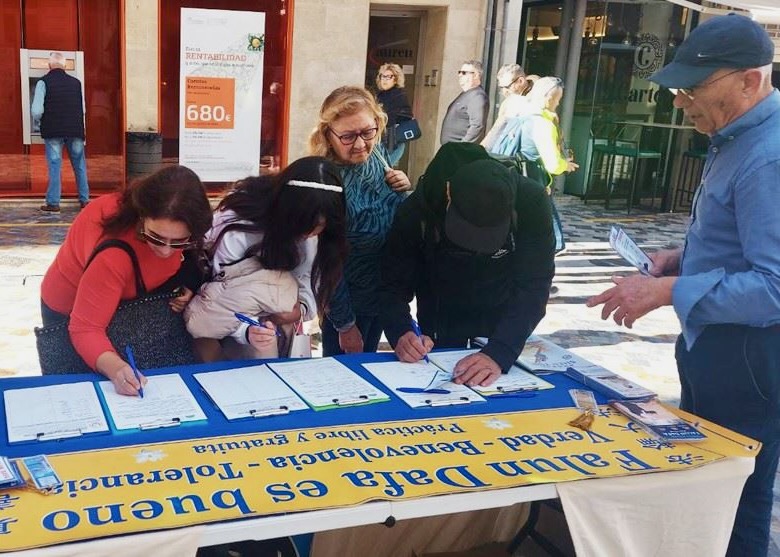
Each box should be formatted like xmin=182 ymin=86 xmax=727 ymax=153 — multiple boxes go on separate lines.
xmin=444 ymin=159 xmax=515 ymax=255
xmin=650 ymin=13 xmax=774 ymax=89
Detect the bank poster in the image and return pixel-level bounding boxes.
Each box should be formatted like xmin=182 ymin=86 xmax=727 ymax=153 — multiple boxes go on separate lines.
xmin=179 ymin=8 xmax=265 ymax=181
xmin=0 ymin=407 xmax=757 ymax=551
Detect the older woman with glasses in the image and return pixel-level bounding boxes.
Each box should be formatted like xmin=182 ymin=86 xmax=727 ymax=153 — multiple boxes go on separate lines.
xmin=375 ymin=63 xmax=414 ymax=166
xmin=308 ymin=85 xmax=412 ymax=356
xmin=40 ymin=165 xmax=212 ymax=395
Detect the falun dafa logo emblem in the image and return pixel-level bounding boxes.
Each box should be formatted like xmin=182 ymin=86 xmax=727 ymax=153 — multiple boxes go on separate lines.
xmin=248 ymin=34 xmax=265 ymax=52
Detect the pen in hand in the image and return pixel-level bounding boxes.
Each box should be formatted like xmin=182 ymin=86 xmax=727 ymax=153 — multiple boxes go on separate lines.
xmin=234 ymin=312 xmax=282 ymax=337
xmin=124 ymin=345 xmax=144 ymax=399
xmin=410 ymin=318 xmax=430 ymax=363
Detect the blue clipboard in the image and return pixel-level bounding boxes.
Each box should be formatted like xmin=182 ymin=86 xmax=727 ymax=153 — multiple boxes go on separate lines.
xmin=95 ymin=375 xmax=208 ymax=435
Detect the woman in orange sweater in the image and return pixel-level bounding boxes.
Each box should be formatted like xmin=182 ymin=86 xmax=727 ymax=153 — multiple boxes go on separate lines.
xmin=40 ymin=165 xmax=212 ymax=395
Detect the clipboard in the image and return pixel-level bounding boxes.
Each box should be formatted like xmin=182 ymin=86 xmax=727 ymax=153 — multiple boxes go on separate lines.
xmin=96 ymin=374 xmax=207 ymax=432
xmin=194 ymin=364 xmax=309 ymax=421
xmin=267 ymin=358 xmax=390 ymax=411
xmin=4 ymin=382 xmax=110 ymax=444
xmin=428 ymin=349 xmax=555 ymax=397
xmin=361 ymin=360 xmax=486 ymax=409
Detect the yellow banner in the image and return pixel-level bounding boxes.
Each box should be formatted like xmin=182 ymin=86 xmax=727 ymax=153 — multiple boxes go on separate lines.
xmin=0 ymin=406 xmax=757 ymax=552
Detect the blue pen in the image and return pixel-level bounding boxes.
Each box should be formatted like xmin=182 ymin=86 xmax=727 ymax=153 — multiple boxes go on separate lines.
xmin=124 ymin=345 xmax=144 ymax=399
xmin=397 ymin=387 xmax=451 ymax=395
xmin=410 ymin=318 xmax=430 ymax=363
xmin=234 ymin=312 xmax=282 ymax=337
xmin=488 ymin=392 xmax=537 ymax=399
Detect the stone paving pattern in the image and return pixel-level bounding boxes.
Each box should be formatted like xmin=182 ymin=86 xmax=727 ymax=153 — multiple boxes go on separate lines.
xmin=0 ymin=195 xmax=777 ymax=554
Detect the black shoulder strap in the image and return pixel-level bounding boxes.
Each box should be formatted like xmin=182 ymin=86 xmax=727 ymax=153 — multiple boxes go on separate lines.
xmin=85 ymin=239 xmax=147 ymax=297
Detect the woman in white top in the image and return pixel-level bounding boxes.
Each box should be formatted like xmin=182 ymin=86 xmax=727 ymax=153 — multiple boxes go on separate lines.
xmin=184 ymin=156 xmax=347 ymax=362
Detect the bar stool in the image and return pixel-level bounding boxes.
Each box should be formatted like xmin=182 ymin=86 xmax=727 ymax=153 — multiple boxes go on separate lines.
xmin=672 ymin=148 xmax=707 ymax=213
xmin=583 ymin=124 xmax=621 ymax=206
xmin=601 ymin=124 xmax=663 ymax=214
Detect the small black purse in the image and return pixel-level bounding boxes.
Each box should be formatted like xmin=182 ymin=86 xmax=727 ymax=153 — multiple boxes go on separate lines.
xmin=34 ymin=240 xmax=198 ymax=374
xmin=395 ymin=118 xmax=422 ymax=143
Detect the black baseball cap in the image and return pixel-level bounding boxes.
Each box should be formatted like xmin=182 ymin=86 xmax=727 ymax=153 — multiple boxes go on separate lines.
xmin=444 ymin=159 xmax=515 ymax=255
xmin=650 ymin=13 xmax=774 ymax=89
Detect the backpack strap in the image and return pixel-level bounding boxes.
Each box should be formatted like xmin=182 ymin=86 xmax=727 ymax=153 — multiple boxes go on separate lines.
xmin=85 ymin=239 xmax=146 ymax=297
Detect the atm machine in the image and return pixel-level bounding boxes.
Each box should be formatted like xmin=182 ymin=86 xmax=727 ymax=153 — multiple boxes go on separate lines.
xmin=19 ymin=49 xmax=85 ymax=145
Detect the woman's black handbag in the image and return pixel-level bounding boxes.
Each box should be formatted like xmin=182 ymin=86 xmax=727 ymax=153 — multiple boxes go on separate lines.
xmin=394 ymin=118 xmax=422 ymax=143
xmin=34 ymin=240 xmax=198 ymax=375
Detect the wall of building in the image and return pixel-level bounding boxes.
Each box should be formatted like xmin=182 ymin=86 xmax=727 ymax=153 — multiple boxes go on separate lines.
xmin=125 ymin=0 xmax=159 ymax=132
xmin=761 ymin=23 xmax=780 ymax=63
xmin=123 ymin=0 xmax=489 ymax=179
xmin=288 ymin=0 xmax=489 ymax=181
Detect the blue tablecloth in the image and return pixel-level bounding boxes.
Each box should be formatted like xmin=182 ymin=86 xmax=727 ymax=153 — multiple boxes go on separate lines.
xmin=0 ymin=352 xmax=607 ymax=458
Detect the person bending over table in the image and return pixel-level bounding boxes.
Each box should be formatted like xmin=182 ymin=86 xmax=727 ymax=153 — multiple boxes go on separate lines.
xmin=380 ymin=144 xmax=555 ymax=387
xmin=586 ymin=14 xmax=780 ymax=555
xmin=40 ymin=165 xmax=213 ymax=396
xmin=308 ymin=86 xmax=412 ymax=356
xmin=184 ymin=156 xmax=347 ymax=362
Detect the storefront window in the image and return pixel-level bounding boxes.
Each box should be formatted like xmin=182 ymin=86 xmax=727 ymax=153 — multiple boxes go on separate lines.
xmin=160 ymin=0 xmax=291 ymax=183
xmin=520 ymin=0 xmax=690 ymax=204
xmin=0 ymin=0 xmax=121 ymax=194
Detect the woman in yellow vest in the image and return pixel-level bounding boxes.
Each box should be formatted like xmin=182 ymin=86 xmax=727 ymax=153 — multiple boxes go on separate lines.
xmin=519 ymin=76 xmax=578 ymax=255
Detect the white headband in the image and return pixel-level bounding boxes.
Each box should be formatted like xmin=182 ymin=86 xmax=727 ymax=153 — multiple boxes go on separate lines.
xmin=288 ymin=180 xmax=343 ymax=192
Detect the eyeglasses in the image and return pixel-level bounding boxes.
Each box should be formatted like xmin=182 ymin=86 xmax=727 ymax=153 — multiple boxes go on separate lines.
xmin=668 ymin=69 xmax=744 ymax=101
xmin=458 ymin=70 xmax=475 ymax=76
xmin=499 ymin=75 xmax=524 ymax=89
xmin=139 ymin=228 xmax=193 ymax=249
xmin=327 ymin=126 xmax=379 ymax=145
xmin=379 ymin=74 xmax=395 ymax=80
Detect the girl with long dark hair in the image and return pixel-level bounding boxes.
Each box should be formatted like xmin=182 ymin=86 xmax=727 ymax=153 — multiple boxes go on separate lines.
xmin=184 ymin=156 xmax=348 ymax=361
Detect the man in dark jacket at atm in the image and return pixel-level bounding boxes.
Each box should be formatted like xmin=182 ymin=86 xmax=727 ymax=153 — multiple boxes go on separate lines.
xmin=380 ymin=143 xmax=555 ymax=387
xmin=31 ymin=51 xmax=90 ymax=213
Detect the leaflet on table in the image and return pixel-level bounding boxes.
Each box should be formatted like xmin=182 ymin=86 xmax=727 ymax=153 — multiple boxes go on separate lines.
xmin=564 ymin=366 xmax=655 ymax=400
xmin=97 ymin=374 xmax=206 ymax=431
xmin=361 ymin=360 xmax=486 ymax=409
xmin=473 ymin=335 xmax=597 ymax=373
xmin=428 ymin=349 xmax=554 ymax=396
xmin=194 ymin=364 xmax=309 ymax=420
xmin=0 ymin=457 xmax=25 ymax=489
xmin=4 ymin=382 xmax=109 ymax=444
xmin=609 ymin=225 xmax=653 ymax=275
xmin=267 ymin=358 xmax=390 ymax=410
xmin=610 ymin=398 xmax=706 ymax=441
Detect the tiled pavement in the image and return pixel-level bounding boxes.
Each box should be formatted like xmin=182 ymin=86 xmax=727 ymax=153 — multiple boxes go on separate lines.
xmin=0 ymin=195 xmax=778 ymax=555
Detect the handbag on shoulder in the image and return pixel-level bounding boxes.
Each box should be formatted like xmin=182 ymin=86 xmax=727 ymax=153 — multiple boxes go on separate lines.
xmin=394 ymin=118 xmax=422 ymax=144
xmin=34 ymin=240 xmax=198 ymax=374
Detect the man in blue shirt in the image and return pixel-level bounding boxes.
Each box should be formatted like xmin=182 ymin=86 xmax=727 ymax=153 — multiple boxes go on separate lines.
xmin=587 ymin=14 xmax=779 ymax=555
xmin=31 ymin=52 xmax=89 ymax=213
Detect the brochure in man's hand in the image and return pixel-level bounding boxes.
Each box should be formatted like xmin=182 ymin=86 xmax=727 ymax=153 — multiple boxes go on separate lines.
xmin=609 ymin=225 xmax=653 ymax=275
xmin=610 ymin=398 xmax=706 ymax=442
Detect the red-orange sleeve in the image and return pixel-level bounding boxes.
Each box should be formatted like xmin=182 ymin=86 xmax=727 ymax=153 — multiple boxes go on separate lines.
xmin=67 ymin=247 xmax=137 ymax=370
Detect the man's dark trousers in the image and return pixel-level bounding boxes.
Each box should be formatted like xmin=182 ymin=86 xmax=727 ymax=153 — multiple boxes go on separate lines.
xmin=676 ymin=324 xmax=780 ymax=556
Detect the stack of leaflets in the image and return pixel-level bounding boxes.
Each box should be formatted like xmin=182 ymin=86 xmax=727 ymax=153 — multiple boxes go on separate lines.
xmin=0 ymin=457 xmax=25 ymax=489
xmin=474 ymin=335 xmax=655 ymax=400
xmin=565 ymin=364 xmax=655 ymax=401
xmin=610 ymin=398 xmax=706 ymax=442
